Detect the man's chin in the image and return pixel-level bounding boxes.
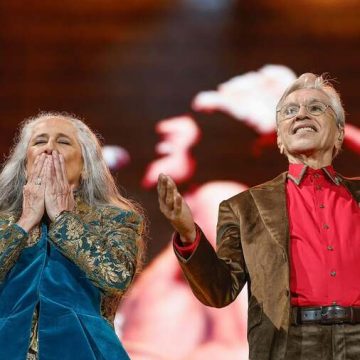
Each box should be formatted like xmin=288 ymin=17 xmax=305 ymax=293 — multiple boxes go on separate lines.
xmin=285 ymin=143 xmax=318 ymax=157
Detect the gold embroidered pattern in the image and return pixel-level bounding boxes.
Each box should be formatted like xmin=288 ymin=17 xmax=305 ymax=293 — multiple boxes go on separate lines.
xmin=0 ymin=214 xmax=29 ymax=283
xmin=27 ymin=307 xmax=39 ymax=360
xmin=48 ymin=202 xmax=141 ymax=299
xmin=27 ymin=226 xmax=41 ymax=248
xmin=1 ymin=198 xmax=142 ymax=358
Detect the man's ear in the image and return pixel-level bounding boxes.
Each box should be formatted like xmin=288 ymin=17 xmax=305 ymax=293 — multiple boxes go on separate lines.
xmin=338 ymin=127 xmax=345 ymax=143
xmin=334 ymin=127 xmax=345 ymax=152
xmin=277 ymin=133 xmax=284 ymax=154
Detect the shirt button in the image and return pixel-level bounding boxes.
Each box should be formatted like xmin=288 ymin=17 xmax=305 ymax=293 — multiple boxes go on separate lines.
xmin=319 ymin=204 xmax=325 ymax=208
xmin=327 ymin=245 xmax=334 ymax=251
xmin=323 ymin=224 xmax=329 ymax=229
xmin=330 ymin=271 xmax=336 ymax=277
xmin=316 ymin=185 xmax=322 ymax=190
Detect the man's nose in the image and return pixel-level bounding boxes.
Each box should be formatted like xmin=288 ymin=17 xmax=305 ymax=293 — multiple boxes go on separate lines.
xmin=296 ymin=104 xmax=309 ymax=119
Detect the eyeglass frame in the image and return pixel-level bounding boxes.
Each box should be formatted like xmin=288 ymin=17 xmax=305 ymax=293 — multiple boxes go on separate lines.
xmin=276 ymin=100 xmax=335 ymax=120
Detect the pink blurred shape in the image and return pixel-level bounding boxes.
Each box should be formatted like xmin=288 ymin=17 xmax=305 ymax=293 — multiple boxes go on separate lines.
xmin=184 ymin=181 xmax=248 ymax=244
xmin=102 ymin=145 xmax=131 ymax=171
xmin=192 ymin=64 xmax=297 ymax=133
xmin=118 ymin=181 xmax=249 ymax=360
xmin=142 ymin=115 xmax=201 ymax=188
xmin=344 ymin=124 xmax=360 ymax=154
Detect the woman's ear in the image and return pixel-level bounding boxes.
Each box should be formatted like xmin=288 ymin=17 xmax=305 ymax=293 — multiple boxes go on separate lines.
xmin=80 ymin=168 xmax=88 ymax=181
xmin=24 ymin=162 xmax=28 ymax=180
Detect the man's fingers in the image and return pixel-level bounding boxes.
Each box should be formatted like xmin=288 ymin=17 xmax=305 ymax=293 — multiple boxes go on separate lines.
xmin=157 ymin=174 xmax=168 ymax=202
xmin=165 ymin=180 xmax=175 ymax=210
xmin=158 ymin=174 xmax=179 ymax=210
xmin=166 ymin=175 xmax=178 ymax=191
xmin=174 ymin=193 xmax=182 ymax=215
xmin=157 ymin=174 xmax=185 ymax=218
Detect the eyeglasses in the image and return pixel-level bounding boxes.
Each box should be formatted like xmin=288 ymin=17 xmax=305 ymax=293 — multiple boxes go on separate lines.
xmin=277 ymin=101 xmax=332 ymax=120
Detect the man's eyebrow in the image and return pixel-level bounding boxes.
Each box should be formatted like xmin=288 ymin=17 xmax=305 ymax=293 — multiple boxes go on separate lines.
xmin=306 ymin=97 xmax=324 ymax=103
xmin=283 ymin=97 xmax=325 ymax=106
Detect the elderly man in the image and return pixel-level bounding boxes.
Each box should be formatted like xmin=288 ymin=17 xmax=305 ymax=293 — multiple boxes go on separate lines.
xmin=157 ymin=73 xmax=360 ymax=359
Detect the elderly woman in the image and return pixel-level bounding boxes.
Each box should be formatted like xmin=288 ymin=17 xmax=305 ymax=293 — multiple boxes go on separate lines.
xmin=0 ymin=112 xmax=145 ymax=360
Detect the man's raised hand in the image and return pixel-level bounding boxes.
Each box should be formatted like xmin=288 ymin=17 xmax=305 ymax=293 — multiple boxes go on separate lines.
xmin=157 ymin=173 xmax=196 ymax=244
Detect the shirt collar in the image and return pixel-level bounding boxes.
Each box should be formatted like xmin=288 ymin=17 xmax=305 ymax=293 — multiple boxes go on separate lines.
xmin=287 ymin=163 xmax=341 ymax=186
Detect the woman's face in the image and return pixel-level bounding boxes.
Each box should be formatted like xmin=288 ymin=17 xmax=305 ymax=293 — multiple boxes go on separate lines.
xmin=26 ymin=117 xmax=84 ymax=187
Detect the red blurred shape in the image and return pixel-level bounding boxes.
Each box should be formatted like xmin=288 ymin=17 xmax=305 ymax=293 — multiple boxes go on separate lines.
xmin=142 ymin=115 xmax=201 ymax=188
xmin=344 ymin=124 xmax=360 ymax=154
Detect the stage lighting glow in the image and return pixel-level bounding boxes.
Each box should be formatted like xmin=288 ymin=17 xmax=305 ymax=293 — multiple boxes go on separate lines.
xmin=184 ymin=0 xmax=233 ymax=11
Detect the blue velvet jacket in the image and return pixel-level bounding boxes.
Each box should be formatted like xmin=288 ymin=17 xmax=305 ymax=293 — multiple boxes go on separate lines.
xmin=0 ymin=197 xmax=142 ymax=360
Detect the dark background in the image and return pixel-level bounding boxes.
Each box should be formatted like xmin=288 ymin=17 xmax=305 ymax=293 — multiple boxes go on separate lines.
xmin=0 ymin=0 xmax=359 ymax=261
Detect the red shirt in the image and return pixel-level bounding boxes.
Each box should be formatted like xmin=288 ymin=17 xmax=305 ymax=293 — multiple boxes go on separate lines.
xmin=287 ymin=164 xmax=360 ymax=306
xmin=174 ymin=165 xmax=360 ymax=307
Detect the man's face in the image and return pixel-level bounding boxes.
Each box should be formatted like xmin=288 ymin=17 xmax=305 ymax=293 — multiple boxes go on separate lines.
xmin=276 ymin=88 xmax=343 ymax=161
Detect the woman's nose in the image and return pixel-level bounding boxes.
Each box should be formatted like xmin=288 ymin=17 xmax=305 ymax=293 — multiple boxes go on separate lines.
xmin=43 ymin=141 xmax=55 ymax=154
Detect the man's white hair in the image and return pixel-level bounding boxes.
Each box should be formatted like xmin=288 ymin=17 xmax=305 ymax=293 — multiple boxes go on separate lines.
xmin=276 ymin=72 xmax=345 ymax=128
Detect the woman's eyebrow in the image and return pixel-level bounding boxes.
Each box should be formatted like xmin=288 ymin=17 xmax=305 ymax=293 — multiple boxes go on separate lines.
xmin=57 ymin=133 xmax=72 ymax=139
xmin=33 ymin=133 xmax=72 ymax=139
xmin=33 ymin=133 xmax=48 ymax=138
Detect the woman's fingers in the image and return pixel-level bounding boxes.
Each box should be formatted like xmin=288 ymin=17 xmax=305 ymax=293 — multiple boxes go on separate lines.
xmin=44 ymin=155 xmax=52 ymax=188
xmin=28 ymin=153 xmax=46 ymax=183
xmin=53 ymin=151 xmax=65 ymax=185
xmin=58 ymin=153 xmax=68 ymax=184
xmin=39 ymin=157 xmax=49 ymax=188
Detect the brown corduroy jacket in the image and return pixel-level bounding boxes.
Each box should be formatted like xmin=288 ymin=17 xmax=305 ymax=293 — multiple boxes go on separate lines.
xmin=175 ymin=172 xmax=360 ymax=360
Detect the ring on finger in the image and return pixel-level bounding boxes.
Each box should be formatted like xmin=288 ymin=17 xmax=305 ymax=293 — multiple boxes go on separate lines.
xmin=35 ymin=177 xmax=42 ymax=186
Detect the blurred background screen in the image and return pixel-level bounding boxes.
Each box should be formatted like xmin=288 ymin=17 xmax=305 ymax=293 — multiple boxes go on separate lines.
xmin=1 ymin=1 xmax=359 ymax=358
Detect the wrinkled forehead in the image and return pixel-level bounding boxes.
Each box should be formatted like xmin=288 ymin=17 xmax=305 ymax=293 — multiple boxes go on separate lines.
xmin=30 ymin=117 xmax=78 ymax=139
xmin=283 ymin=88 xmax=331 ymax=105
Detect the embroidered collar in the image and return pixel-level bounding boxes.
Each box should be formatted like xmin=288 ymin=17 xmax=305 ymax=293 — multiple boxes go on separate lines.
xmin=287 ymin=163 xmax=341 ymax=186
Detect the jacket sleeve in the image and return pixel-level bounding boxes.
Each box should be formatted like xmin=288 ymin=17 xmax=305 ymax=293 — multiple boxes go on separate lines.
xmin=0 ymin=216 xmax=29 ymax=283
xmin=48 ymin=207 xmax=143 ymax=295
xmin=175 ymin=200 xmax=247 ymax=308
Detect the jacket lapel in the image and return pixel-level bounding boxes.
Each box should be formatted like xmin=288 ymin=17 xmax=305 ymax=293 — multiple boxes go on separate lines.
xmin=249 ymin=172 xmax=289 ymax=252
xmin=340 ymin=177 xmax=360 ymax=204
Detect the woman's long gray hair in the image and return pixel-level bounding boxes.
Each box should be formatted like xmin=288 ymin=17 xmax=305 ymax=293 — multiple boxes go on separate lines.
xmin=0 ymin=112 xmax=138 ymax=210
xmin=0 ymin=111 xmax=146 ymax=258
xmin=0 ymin=111 xmax=147 ymax=319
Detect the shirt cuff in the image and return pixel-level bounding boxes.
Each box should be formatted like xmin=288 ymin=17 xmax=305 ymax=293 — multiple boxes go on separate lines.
xmin=12 ymin=223 xmax=29 ymax=237
xmin=173 ymin=225 xmax=201 ymax=258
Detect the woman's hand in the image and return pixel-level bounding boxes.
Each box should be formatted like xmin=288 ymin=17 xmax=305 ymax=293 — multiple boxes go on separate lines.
xmin=157 ymin=173 xmax=196 ymax=244
xmin=17 ymin=154 xmax=47 ymax=232
xmin=45 ymin=150 xmax=75 ymax=222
